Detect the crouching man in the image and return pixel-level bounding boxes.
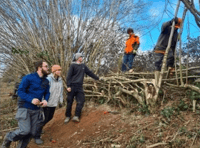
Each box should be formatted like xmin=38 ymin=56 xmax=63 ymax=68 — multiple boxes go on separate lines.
xmin=2 ymin=60 xmax=50 ymax=148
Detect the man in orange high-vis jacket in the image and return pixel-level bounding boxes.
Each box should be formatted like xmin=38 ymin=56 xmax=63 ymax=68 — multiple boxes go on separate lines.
xmin=154 ymin=17 xmax=182 ymax=84
xmin=122 ymin=28 xmax=140 ymax=72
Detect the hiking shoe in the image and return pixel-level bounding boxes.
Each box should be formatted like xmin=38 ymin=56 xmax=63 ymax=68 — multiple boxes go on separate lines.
xmin=168 ymin=67 xmax=175 ymax=76
xmin=72 ymin=116 xmax=80 ymax=122
xmin=64 ymin=117 xmax=71 ymax=124
xmin=2 ymin=134 xmax=11 ymax=148
xmin=35 ymin=138 xmax=44 ymax=145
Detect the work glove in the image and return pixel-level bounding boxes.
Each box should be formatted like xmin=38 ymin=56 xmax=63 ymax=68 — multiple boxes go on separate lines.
xmin=172 ymin=17 xmax=178 ymax=24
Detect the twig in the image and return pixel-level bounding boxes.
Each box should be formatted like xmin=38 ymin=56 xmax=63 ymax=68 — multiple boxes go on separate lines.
xmin=170 ymin=131 xmax=181 ymax=142
xmin=161 ymin=90 xmax=166 ymax=106
xmin=177 ymin=115 xmax=185 ymax=122
xmin=162 ymin=76 xmax=200 ymax=81
xmin=184 ymin=120 xmax=190 ymax=126
xmin=133 ymin=83 xmax=144 ymax=91
xmin=113 ymin=78 xmax=126 ymax=88
xmin=106 ymin=80 xmax=112 ymax=104
xmin=70 ymin=132 xmax=77 ymax=138
xmin=76 ymin=140 xmax=82 ymax=146
xmin=1 ymin=127 xmax=18 ymax=132
xmin=184 ymin=84 xmax=200 ymax=93
xmin=146 ymin=142 xmax=168 ymax=148
xmin=39 ymin=146 xmax=64 ymax=148
xmin=100 ymin=137 xmax=111 ymax=142
xmin=118 ymin=86 xmax=144 ymax=105
xmin=190 ymin=133 xmax=197 ymax=148
xmin=84 ymin=90 xmax=102 ymax=95
xmin=134 ymin=123 xmax=154 ymax=135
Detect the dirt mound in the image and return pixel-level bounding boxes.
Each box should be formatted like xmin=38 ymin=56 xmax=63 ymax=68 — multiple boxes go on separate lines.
xmin=29 ymin=103 xmax=123 ymax=148
xmin=27 ymin=102 xmax=200 ymax=148
xmin=2 ymin=82 xmax=200 ymax=148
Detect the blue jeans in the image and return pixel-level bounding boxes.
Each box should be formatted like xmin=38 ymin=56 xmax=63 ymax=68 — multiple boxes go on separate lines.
xmin=122 ymin=54 xmax=135 ymax=72
xmin=6 ymin=108 xmax=42 ymax=148
xmin=155 ymin=49 xmax=174 ymax=71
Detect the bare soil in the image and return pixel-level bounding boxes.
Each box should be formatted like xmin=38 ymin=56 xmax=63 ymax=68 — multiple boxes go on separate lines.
xmin=1 ymin=82 xmax=200 ymax=148
xmin=27 ymin=103 xmax=200 ymax=148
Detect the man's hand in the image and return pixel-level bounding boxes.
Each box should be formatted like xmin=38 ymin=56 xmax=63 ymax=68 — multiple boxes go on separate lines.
xmin=99 ymin=77 xmax=105 ymax=82
xmin=32 ymin=98 xmax=40 ymax=105
xmin=67 ymin=87 xmax=71 ymax=92
xmin=40 ymin=100 xmax=48 ymax=107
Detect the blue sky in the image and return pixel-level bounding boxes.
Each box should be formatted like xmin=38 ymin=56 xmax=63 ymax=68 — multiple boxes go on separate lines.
xmin=139 ymin=0 xmax=200 ymax=51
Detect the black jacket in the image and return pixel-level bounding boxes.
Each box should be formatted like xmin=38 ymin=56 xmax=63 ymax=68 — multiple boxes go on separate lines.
xmin=154 ymin=18 xmax=179 ymax=52
xmin=67 ymin=63 xmax=99 ymax=87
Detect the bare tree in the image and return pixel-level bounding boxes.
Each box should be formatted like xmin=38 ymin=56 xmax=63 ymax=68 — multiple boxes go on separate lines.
xmin=181 ymin=0 xmax=200 ymax=27
xmin=0 ymin=0 xmax=151 ymax=81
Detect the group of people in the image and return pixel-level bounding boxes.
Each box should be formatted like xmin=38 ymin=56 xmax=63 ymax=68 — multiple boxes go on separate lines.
xmin=122 ymin=17 xmax=182 ymax=80
xmin=2 ymin=17 xmax=182 ymax=148
xmin=2 ymin=53 xmax=102 ymax=148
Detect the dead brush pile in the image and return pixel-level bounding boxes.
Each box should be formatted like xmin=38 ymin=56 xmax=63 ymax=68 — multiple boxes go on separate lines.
xmin=81 ymin=70 xmax=200 ymax=147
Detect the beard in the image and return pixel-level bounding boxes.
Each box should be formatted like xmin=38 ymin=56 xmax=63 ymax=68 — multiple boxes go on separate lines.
xmin=42 ymin=69 xmax=49 ymax=77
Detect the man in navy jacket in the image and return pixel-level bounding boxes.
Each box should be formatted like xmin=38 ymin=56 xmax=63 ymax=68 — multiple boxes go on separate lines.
xmin=64 ymin=53 xmax=101 ymax=123
xmin=2 ymin=60 xmax=50 ymax=148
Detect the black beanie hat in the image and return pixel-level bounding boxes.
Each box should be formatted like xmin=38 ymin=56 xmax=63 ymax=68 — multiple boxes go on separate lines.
xmin=127 ymin=28 xmax=134 ymax=34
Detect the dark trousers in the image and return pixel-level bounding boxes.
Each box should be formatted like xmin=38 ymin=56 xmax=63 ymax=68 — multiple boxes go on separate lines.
xmin=34 ymin=107 xmax=56 ymax=139
xmin=122 ymin=53 xmax=135 ymax=72
xmin=155 ymin=49 xmax=174 ymax=71
xmin=65 ymin=86 xmax=85 ymax=118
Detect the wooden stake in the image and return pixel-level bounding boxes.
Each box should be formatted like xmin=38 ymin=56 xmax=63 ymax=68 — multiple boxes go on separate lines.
xmin=156 ymin=0 xmax=181 ymax=101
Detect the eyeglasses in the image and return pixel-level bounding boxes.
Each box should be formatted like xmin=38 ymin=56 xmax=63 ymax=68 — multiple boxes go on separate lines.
xmin=42 ymin=65 xmax=49 ymax=68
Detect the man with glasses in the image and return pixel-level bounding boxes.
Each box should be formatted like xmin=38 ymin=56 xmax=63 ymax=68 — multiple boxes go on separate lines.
xmin=2 ymin=60 xmax=50 ymax=148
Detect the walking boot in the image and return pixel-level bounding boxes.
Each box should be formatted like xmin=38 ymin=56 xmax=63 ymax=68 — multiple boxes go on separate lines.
xmin=72 ymin=116 xmax=80 ymax=122
xmin=35 ymin=138 xmax=44 ymax=145
xmin=64 ymin=117 xmax=71 ymax=124
xmin=2 ymin=133 xmax=11 ymax=148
